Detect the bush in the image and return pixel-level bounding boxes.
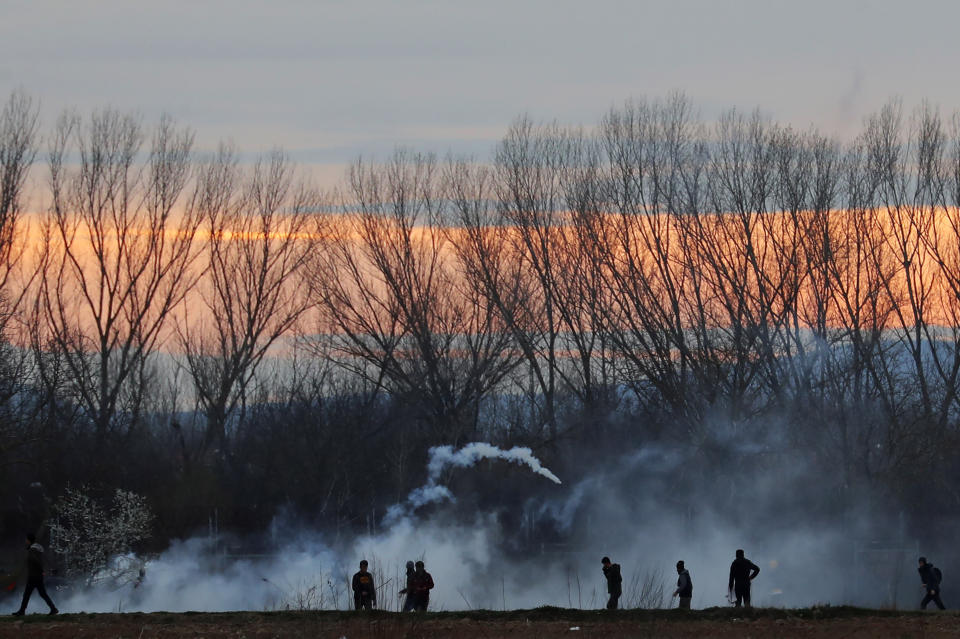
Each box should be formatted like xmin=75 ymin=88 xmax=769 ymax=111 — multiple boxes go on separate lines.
xmin=48 ymin=486 xmax=153 ymax=583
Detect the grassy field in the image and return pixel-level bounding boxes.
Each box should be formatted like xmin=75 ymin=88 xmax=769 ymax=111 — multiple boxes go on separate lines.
xmin=0 ymin=606 xmax=957 ymax=638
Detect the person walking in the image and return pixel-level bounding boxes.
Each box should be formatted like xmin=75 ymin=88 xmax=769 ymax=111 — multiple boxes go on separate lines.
xmin=672 ymin=560 xmax=693 ymax=609
xmin=11 ymin=532 xmax=57 ymax=616
xmin=918 ymin=556 xmax=946 ymax=610
xmin=410 ymin=560 xmax=434 ymax=611
xmin=728 ymin=549 xmax=759 ymax=608
xmin=601 ymin=556 xmax=622 ymax=610
xmin=351 ymin=559 xmax=377 ymax=610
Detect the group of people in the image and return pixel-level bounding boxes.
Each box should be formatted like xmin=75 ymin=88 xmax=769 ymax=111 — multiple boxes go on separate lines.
xmin=3 ymin=531 xmax=948 ymax=615
xmin=603 ymin=550 xmax=948 ymax=611
xmin=351 ymin=559 xmax=434 ymax=611
xmin=602 ymin=549 xmax=757 ymax=611
xmin=600 ymin=555 xmax=700 ymax=610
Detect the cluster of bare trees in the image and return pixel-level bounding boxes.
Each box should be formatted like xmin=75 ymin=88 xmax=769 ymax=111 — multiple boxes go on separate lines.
xmin=21 ymin=109 xmax=320 ymax=475
xmin=310 ymin=95 xmax=960 ymax=520
xmin=2 ymin=89 xmax=960 ymax=542
xmin=0 ymin=92 xmax=326 ymax=535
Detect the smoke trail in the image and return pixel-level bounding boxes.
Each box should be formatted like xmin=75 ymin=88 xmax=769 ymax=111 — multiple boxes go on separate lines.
xmin=384 ymin=442 xmax=561 ymax=524
xmin=427 ymin=443 xmax=562 ymax=485
xmin=402 ymin=484 xmax=454 ymax=509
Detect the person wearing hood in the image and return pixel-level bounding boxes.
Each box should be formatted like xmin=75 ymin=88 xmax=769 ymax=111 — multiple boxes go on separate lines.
xmin=918 ymin=556 xmax=946 ymax=610
xmin=672 ymin=560 xmax=693 ymax=609
xmin=410 ymin=560 xmax=434 ymax=611
xmin=601 ymin=556 xmax=622 ymax=610
xmin=12 ymin=532 xmax=57 ymax=616
xmin=398 ymin=560 xmax=416 ymax=611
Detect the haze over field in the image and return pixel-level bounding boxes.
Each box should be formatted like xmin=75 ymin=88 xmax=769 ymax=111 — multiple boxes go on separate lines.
xmin=1 ymin=0 xmax=960 ymax=616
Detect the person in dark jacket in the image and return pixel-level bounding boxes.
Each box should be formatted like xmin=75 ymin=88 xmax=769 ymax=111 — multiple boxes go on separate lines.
xmin=11 ymin=533 xmax=57 ymax=616
xmin=672 ymin=560 xmax=693 ymax=609
xmin=601 ymin=556 xmax=622 ymax=610
xmin=728 ymin=549 xmax=760 ymax=608
xmin=398 ymin=560 xmax=416 ymax=612
xmin=918 ymin=556 xmax=946 ymax=610
xmin=351 ymin=559 xmax=376 ymax=610
xmin=410 ymin=560 xmax=434 ymax=611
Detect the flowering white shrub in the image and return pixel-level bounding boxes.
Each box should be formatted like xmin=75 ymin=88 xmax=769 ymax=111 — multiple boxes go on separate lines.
xmin=49 ymin=487 xmax=153 ymax=584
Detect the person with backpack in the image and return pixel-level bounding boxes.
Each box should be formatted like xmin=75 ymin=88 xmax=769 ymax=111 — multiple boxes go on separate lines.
xmin=11 ymin=532 xmax=57 ymax=616
xmin=918 ymin=556 xmax=946 ymax=610
xmin=672 ymin=560 xmax=693 ymax=609
xmin=601 ymin=556 xmax=622 ymax=610
xmin=410 ymin=560 xmax=434 ymax=611
xmin=728 ymin=549 xmax=760 ymax=608
xmin=351 ymin=559 xmax=377 ymax=610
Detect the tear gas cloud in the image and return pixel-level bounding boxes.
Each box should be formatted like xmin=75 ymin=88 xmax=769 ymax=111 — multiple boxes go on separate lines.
xmin=46 ymin=434 xmax=928 ymax=613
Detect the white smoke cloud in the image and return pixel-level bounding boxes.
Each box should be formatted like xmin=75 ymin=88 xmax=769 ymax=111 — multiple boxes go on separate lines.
xmin=34 ymin=437 xmax=922 ymax=614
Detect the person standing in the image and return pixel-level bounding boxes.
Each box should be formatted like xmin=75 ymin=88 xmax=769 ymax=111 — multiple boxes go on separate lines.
xmin=601 ymin=556 xmax=622 ymax=610
xmin=410 ymin=560 xmax=434 ymax=611
xmin=728 ymin=549 xmax=759 ymax=608
xmin=11 ymin=533 xmax=57 ymax=616
xmin=672 ymin=560 xmax=693 ymax=609
xmin=351 ymin=559 xmax=377 ymax=610
xmin=918 ymin=556 xmax=946 ymax=610
xmin=398 ymin=560 xmax=416 ymax=612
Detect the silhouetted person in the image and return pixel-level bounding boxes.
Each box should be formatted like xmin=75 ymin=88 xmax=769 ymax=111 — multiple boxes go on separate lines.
xmin=410 ymin=560 xmax=434 ymax=611
xmin=918 ymin=556 xmax=946 ymax=610
xmin=352 ymin=559 xmax=376 ymax=610
xmin=601 ymin=556 xmax=622 ymax=610
xmin=398 ymin=560 xmax=416 ymax=612
xmin=672 ymin=560 xmax=693 ymax=609
xmin=728 ymin=549 xmax=759 ymax=608
xmin=11 ymin=533 xmax=57 ymax=616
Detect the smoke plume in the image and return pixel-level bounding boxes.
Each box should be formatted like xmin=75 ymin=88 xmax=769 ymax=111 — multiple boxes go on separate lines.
xmin=384 ymin=443 xmax=561 ymax=525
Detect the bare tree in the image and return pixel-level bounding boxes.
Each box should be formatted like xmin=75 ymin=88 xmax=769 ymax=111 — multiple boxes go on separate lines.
xmin=490 ymin=118 xmax=573 ymax=439
xmin=443 ymin=158 xmax=539 ymax=434
xmin=819 ymin=134 xmax=904 ymax=485
xmin=35 ymin=110 xmax=202 ymax=442
xmin=0 ymin=89 xmax=41 ymax=468
xmin=597 ymin=95 xmax=706 ymax=416
xmin=553 ymin=128 xmax=617 ymax=417
xmin=311 ymin=150 xmax=518 ymax=444
xmin=0 ymin=89 xmax=38 ymax=319
xmin=927 ymin=111 xmax=960 ymax=417
xmin=698 ymin=109 xmax=783 ymax=418
xmin=179 ymin=147 xmax=321 ymax=458
xmin=864 ymin=103 xmax=960 ymax=434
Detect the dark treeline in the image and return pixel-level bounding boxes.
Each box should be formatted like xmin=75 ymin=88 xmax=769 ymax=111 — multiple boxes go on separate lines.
xmin=1 ymin=89 xmax=960 ymax=560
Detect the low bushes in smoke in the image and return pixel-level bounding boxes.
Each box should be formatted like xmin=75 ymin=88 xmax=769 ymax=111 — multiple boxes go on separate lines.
xmin=262 ymin=577 xmax=334 ymax=611
xmin=624 ymin=566 xmax=667 ymax=610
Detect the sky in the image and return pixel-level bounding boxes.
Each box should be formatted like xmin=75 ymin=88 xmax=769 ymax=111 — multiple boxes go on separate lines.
xmin=3 ymin=0 xmax=960 ymax=185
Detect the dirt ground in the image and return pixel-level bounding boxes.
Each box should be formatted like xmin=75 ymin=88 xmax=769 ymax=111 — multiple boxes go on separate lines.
xmin=0 ymin=607 xmax=958 ymax=638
